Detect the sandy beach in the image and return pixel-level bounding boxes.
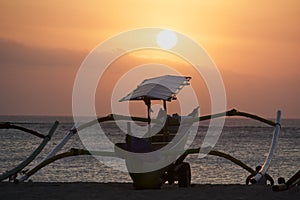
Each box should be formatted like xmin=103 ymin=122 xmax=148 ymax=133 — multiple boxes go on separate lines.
xmin=0 ymin=182 xmax=299 ymax=200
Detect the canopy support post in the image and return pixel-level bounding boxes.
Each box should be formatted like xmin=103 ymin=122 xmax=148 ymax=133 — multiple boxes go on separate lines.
xmin=162 ymin=100 xmax=168 ymax=141
xmin=144 ymin=98 xmax=151 ymax=125
xmin=163 ymin=100 xmax=167 ymax=112
xmin=143 ymin=98 xmax=152 ymax=140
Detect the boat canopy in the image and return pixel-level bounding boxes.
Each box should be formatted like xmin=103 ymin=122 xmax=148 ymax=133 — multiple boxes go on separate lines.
xmin=119 ymin=75 xmax=191 ymax=102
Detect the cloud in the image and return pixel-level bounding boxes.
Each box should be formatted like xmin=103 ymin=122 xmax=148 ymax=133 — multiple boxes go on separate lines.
xmin=0 ymin=38 xmax=85 ymax=68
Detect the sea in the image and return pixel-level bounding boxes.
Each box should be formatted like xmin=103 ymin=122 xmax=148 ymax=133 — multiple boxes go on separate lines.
xmin=0 ymin=116 xmax=299 ymax=185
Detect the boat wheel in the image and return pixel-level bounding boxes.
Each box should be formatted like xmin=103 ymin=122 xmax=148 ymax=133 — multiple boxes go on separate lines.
xmin=178 ymin=162 xmax=191 ymax=187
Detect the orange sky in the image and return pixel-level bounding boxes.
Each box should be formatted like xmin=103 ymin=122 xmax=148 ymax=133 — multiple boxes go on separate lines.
xmin=0 ymin=0 xmax=299 ymax=118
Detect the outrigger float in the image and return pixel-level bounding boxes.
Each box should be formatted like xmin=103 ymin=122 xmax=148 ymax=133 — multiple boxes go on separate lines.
xmin=1 ymin=75 xmax=282 ymax=189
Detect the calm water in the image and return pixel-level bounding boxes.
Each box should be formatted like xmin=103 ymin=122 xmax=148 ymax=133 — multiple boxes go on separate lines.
xmin=0 ymin=116 xmax=299 ymax=184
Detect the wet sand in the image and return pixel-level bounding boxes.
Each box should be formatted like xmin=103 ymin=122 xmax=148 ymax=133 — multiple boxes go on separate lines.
xmin=0 ymin=182 xmax=299 ymax=200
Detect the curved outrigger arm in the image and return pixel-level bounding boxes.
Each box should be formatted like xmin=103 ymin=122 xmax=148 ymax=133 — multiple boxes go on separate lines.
xmin=0 ymin=122 xmax=47 ymax=139
xmin=192 ymin=109 xmax=277 ymax=127
xmin=46 ymin=108 xmax=278 ymax=160
xmin=74 ymin=108 xmax=278 ymax=131
xmin=0 ymin=121 xmax=59 ymax=181
xmin=42 ymin=115 xmax=151 ymax=161
xmin=189 ymin=149 xmax=255 ymax=174
xmin=18 ymin=148 xmax=255 ymax=182
xmin=18 ymin=108 xmax=279 ymax=182
xmin=250 ymin=111 xmax=281 ymax=184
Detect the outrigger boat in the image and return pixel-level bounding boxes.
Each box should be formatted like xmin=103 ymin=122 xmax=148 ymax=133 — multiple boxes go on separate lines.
xmin=0 ymin=75 xmax=282 ymax=189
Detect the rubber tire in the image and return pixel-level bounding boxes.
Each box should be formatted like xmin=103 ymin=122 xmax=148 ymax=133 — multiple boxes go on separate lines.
xmin=178 ymin=162 xmax=191 ymax=187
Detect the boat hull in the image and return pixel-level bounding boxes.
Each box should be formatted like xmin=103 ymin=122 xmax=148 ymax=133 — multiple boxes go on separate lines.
xmin=129 ymin=167 xmax=169 ymax=189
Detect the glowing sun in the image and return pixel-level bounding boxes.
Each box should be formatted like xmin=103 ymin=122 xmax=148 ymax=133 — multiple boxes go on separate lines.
xmin=156 ymin=30 xmax=178 ymax=49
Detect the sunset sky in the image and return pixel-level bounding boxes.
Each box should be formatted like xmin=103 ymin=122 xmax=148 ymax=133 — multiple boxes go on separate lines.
xmin=0 ymin=0 xmax=299 ymax=118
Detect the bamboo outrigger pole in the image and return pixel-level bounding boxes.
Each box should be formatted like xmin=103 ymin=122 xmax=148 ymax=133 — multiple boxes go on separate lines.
xmin=196 ymin=109 xmax=276 ymax=127
xmin=250 ymin=111 xmax=281 ymax=184
xmin=0 ymin=122 xmax=47 ymax=139
xmin=75 ymin=108 xmax=276 ymax=133
xmin=14 ymin=108 xmax=278 ymax=182
xmin=0 ymin=121 xmax=58 ymax=181
xmin=17 ymin=148 xmax=255 ymax=181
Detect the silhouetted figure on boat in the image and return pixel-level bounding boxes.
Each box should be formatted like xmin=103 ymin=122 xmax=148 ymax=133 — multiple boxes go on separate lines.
xmin=246 ymin=165 xmax=274 ymax=186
